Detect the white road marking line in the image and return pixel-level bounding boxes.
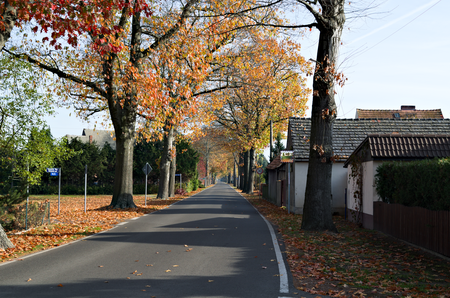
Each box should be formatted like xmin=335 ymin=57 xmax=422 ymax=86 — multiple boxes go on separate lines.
xmin=233 ymin=186 xmax=290 ymax=294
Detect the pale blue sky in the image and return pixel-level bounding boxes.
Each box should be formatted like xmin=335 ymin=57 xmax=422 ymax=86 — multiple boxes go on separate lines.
xmin=46 ymin=0 xmax=449 ymax=138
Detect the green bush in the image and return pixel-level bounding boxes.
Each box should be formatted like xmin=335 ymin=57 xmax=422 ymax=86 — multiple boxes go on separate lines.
xmin=198 ymin=180 xmax=205 ymax=188
xmin=0 ymin=187 xmax=27 ymax=206
xmin=375 ymin=158 xmax=450 ymax=211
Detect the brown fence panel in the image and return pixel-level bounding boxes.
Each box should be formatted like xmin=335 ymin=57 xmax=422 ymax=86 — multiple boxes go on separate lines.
xmin=374 ymin=202 xmax=450 ymax=257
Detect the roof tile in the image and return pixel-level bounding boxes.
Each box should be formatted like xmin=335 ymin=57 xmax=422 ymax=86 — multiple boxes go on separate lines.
xmin=288 ymin=118 xmax=450 ymax=161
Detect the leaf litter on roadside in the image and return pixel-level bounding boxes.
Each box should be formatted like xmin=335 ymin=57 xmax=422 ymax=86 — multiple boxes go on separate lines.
xmin=242 ymin=190 xmax=450 ymax=298
xmin=1 ymin=194 xmax=186 ymax=261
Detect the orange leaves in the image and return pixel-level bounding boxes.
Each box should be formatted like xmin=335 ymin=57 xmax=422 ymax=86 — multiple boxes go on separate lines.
xmin=206 ymin=32 xmax=310 ymax=151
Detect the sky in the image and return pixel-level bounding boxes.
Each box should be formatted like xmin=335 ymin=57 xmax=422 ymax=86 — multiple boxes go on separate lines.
xmin=45 ymin=0 xmax=450 ymax=139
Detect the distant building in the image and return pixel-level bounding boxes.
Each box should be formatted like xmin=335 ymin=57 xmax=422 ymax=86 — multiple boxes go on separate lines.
xmin=66 ymin=128 xmax=116 ymax=149
xmin=355 ymin=105 xmax=443 ymax=119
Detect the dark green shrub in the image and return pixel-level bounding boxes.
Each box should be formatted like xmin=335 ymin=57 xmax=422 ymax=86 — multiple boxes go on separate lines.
xmin=0 ymin=187 xmax=27 ymax=206
xmin=375 ymin=158 xmax=450 ymax=211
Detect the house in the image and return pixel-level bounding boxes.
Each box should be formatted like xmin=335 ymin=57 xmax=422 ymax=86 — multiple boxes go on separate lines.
xmin=344 ymin=134 xmax=450 ymax=229
xmin=355 ymin=105 xmax=443 ymax=119
xmin=66 ymin=128 xmax=116 ymax=149
xmin=286 ymin=117 xmax=450 ymax=215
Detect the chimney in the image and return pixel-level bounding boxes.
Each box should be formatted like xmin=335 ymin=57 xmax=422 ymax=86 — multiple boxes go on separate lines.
xmin=401 ymin=105 xmax=415 ymax=111
xmin=89 ymin=135 xmax=93 ymax=144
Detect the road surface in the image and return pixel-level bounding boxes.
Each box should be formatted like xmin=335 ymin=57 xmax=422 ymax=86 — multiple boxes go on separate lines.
xmin=0 ymin=183 xmax=319 ymax=298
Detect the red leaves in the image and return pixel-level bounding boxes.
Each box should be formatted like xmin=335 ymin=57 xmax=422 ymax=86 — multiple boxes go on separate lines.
xmin=12 ymin=0 xmax=151 ymax=50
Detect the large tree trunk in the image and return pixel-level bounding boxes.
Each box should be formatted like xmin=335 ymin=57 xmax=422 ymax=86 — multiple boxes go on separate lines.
xmin=0 ymin=223 xmax=14 ymax=250
xmin=157 ymin=125 xmax=174 ymax=199
xmin=0 ymin=1 xmax=16 ymax=50
xmin=109 ymin=9 xmax=141 ymax=208
xmin=301 ymin=1 xmax=345 ymax=232
xmin=244 ymin=148 xmax=255 ymax=194
xmin=110 ymin=126 xmax=136 ymax=208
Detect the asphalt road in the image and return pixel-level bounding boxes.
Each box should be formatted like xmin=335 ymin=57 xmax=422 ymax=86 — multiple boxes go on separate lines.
xmin=0 ymin=183 xmax=319 ymax=298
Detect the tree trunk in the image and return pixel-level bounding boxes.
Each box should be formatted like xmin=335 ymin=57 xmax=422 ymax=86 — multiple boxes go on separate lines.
xmin=233 ymin=157 xmax=237 ymax=187
xmin=243 ymin=150 xmax=249 ymax=191
xmin=169 ymin=148 xmax=176 ymax=197
xmin=157 ymin=125 xmax=174 ymax=199
xmin=204 ymin=154 xmax=209 ymax=187
xmin=301 ymin=1 xmax=345 ymax=232
xmin=238 ymin=153 xmax=244 ymax=189
xmin=110 ymin=128 xmax=136 ymax=208
xmin=109 ymin=9 xmax=142 ymax=209
xmin=0 ymin=223 xmax=14 ymax=250
xmin=244 ymin=148 xmax=255 ymax=194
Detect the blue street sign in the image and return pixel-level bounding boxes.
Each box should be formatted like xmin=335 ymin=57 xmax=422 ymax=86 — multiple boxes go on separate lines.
xmin=46 ymin=168 xmax=59 ymax=176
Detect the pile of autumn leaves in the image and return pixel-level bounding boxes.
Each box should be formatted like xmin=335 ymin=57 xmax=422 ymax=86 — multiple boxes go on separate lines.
xmin=245 ymin=194 xmax=450 ymax=298
xmin=0 ymin=195 xmax=183 ymax=261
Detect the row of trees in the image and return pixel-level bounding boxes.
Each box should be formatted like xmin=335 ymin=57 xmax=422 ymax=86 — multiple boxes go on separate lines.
xmin=0 ymin=134 xmax=200 ymax=198
xmin=0 ymin=0 xmax=363 ymax=233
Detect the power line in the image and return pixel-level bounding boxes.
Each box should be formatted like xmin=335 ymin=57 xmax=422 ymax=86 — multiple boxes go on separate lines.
xmin=352 ymin=0 xmax=442 ymax=59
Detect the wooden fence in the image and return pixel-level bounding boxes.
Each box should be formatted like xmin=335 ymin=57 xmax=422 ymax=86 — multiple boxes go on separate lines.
xmin=373 ymin=202 xmax=450 ymax=258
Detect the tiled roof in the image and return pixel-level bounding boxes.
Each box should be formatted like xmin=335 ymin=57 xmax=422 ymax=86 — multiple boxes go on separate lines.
xmin=66 ymin=128 xmax=116 ymax=149
xmin=343 ymin=134 xmax=450 ymax=167
xmin=367 ymin=134 xmax=450 ymax=158
xmin=355 ymin=108 xmax=443 ymax=119
xmin=266 ymin=155 xmax=283 ymax=170
xmin=287 ymin=118 xmax=450 ymax=162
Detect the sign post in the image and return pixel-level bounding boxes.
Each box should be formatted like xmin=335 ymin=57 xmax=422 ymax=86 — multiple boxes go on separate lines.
xmin=280 ymin=151 xmax=294 ymax=214
xmin=58 ymin=168 xmax=61 ymax=215
xmin=84 ymin=165 xmax=87 ymax=213
xmin=142 ymin=163 xmax=153 ymax=206
xmin=46 ymin=168 xmax=61 ymax=215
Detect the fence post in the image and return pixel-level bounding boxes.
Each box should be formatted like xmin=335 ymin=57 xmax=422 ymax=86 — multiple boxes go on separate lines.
xmin=48 ymin=202 xmax=50 ymax=224
xmin=25 ymin=198 xmax=28 ymax=230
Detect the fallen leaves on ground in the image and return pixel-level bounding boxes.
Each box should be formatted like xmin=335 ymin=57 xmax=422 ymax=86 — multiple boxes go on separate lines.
xmin=242 ymin=191 xmax=450 ymax=298
xmin=1 ymin=189 xmax=205 ymax=262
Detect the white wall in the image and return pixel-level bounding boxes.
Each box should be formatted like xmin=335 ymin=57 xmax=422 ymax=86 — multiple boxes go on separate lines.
xmin=332 ymin=165 xmax=348 ymax=214
xmin=362 ymin=161 xmax=374 ymax=216
xmin=293 ymin=162 xmax=348 ymax=214
xmin=346 ymin=160 xmax=383 ymax=216
xmin=293 ymin=162 xmax=308 ymax=214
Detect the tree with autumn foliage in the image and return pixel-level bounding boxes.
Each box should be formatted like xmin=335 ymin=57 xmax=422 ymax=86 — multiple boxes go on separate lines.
xmin=2 ymin=0 xmax=158 ymax=209
xmin=4 ymin=0 xmax=252 ymax=206
xmin=206 ymin=31 xmax=310 ymax=194
xmin=231 ymin=0 xmax=352 ymax=231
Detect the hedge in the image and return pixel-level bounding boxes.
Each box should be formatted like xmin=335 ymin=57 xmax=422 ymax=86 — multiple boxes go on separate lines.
xmin=375 ymin=158 xmax=450 ymax=211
